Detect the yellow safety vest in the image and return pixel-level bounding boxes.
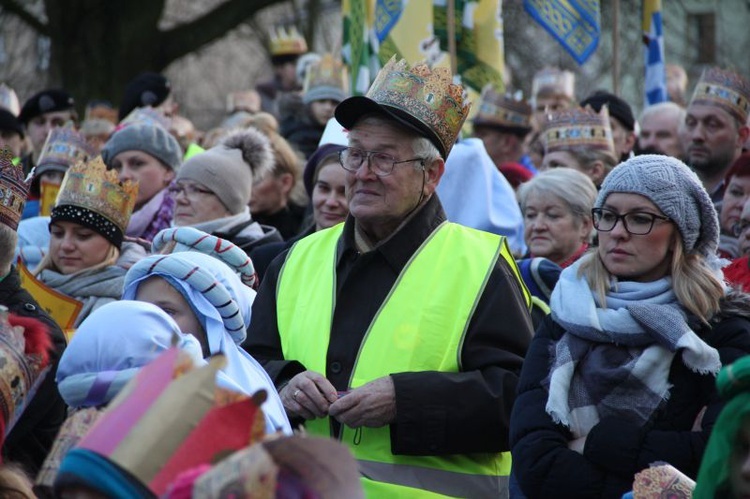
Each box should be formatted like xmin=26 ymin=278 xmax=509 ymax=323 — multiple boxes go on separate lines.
xmin=277 ymin=222 xmax=530 ymax=498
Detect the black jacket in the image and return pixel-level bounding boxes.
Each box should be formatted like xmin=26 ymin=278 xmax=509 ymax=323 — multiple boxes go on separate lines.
xmin=510 ymin=312 xmax=750 ymax=499
xmin=1 ymin=267 xmax=67 ymax=474
xmin=244 ymin=195 xmax=533 ymax=455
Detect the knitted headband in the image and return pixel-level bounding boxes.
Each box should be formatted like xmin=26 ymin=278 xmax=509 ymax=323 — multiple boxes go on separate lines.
xmin=151 ymin=227 xmax=258 ymax=289
xmin=595 ymin=154 xmax=719 ymax=258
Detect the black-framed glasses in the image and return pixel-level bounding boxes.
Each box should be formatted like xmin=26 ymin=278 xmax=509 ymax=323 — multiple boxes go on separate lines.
xmin=338 ymin=147 xmax=425 ymax=177
xmin=733 ymin=219 xmax=750 ymax=237
xmin=591 ymin=207 xmax=671 ymax=235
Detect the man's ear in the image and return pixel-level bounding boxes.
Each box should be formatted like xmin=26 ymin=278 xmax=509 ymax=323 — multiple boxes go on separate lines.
xmin=424 ymin=158 xmax=445 ymax=195
xmin=589 ymin=160 xmax=605 ymax=187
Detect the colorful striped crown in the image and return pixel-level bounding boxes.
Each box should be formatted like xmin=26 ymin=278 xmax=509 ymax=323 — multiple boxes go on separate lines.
xmin=269 ymin=26 xmax=307 ymax=57
xmin=690 ymin=67 xmax=750 ymax=123
xmin=55 ymin=156 xmax=138 ymax=236
xmin=473 ymin=86 xmax=532 ymax=132
xmin=37 ymin=124 xmax=96 ymax=173
xmin=0 ymin=148 xmax=30 ymax=230
xmin=542 ymin=105 xmax=616 ymax=159
xmin=367 ymin=57 xmax=471 ymax=158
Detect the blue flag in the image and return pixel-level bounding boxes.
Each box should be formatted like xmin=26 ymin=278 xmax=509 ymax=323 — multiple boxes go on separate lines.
xmin=524 ymin=0 xmax=600 ymax=65
xmin=643 ymin=0 xmax=667 ymax=106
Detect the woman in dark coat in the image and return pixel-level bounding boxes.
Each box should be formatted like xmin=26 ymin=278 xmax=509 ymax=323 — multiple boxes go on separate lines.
xmin=510 ymin=155 xmax=750 ymax=498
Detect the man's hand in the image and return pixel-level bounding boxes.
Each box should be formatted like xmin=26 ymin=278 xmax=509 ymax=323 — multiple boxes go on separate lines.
xmin=328 ymin=376 xmax=396 ymax=428
xmin=280 ymin=370 xmax=338 ymax=420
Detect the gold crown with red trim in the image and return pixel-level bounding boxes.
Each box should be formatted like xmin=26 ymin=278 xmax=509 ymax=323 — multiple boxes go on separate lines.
xmin=269 ymin=26 xmax=308 ymax=57
xmin=0 ymin=148 xmax=30 ymax=231
xmin=473 ymin=86 xmax=532 ymax=131
xmin=542 ymin=105 xmax=616 ymax=159
xmin=367 ymin=57 xmax=471 ymax=158
xmin=690 ymin=67 xmax=750 ymax=123
xmin=55 ymin=156 xmax=138 ymax=234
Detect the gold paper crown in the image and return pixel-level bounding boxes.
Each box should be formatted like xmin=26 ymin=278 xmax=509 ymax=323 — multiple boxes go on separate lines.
xmin=269 ymin=26 xmax=308 ymax=57
xmin=473 ymin=86 xmax=532 ymax=132
xmin=0 ymin=148 xmax=30 ymax=231
xmin=542 ymin=106 xmax=616 ymax=159
xmin=55 ymin=156 xmax=138 ymax=236
xmin=690 ymin=67 xmax=750 ymax=123
xmin=37 ymin=124 xmax=96 ymax=172
xmin=532 ymin=67 xmax=576 ymax=100
xmin=367 ymin=57 xmax=471 ymax=158
xmin=303 ymin=54 xmax=349 ymax=95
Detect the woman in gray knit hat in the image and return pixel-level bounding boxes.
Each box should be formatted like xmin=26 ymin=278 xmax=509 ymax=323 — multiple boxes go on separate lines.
xmin=510 ymin=154 xmax=750 ymax=498
xmin=101 ymin=122 xmax=183 ymax=241
xmin=170 ymin=128 xmax=283 ymax=253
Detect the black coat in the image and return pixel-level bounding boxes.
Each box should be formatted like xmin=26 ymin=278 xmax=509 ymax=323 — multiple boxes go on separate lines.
xmin=0 ymin=267 xmax=67 ymax=474
xmin=510 ymin=312 xmax=750 ymax=499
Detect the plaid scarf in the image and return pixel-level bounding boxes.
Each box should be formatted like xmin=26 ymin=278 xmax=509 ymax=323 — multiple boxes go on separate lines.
xmin=545 ymin=257 xmax=721 ymax=438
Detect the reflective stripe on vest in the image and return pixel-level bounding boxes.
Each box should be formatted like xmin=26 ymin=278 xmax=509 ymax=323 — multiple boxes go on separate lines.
xmin=277 ymin=222 xmax=526 ymax=497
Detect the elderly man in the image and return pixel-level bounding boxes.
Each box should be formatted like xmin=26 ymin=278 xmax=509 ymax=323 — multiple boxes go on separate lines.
xmin=244 ymin=58 xmax=533 ymax=497
xmin=684 ymin=67 xmax=750 ymax=206
xmin=637 ymin=101 xmax=686 ymax=158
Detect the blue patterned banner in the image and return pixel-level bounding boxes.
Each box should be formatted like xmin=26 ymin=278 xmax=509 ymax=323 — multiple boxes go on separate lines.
xmin=374 ymin=0 xmax=403 ymax=43
xmin=523 ymin=0 xmax=600 ymax=65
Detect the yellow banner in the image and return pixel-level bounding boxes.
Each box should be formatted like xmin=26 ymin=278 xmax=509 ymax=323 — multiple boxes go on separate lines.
xmin=39 ymin=180 xmax=61 ymax=217
xmin=17 ymin=261 xmax=82 ymax=342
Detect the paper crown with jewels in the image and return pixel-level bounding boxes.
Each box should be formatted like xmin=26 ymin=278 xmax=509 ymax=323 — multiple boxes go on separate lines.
xmin=36 ymin=124 xmax=96 ymax=176
xmin=303 ymin=54 xmax=349 ymax=105
xmin=52 ymin=156 xmax=138 ymax=248
xmin=532 ymin=67 xmax=576 ymax=100
xmin=0 ymin=148 xmax=30 ymax=231
xmin=269 ymin=26 xmax=308 ymax=57
xmin=690 ymin=67 xmax=750 ymax=124
xmin=0 ymin=84 xmax=20 ymax=116
xmin=335 ymin=56 xmax=471 ymax=159
xmin=473 ymin=86 xmax=532 ymax=134
xmin=542 ymin=105 xmax=616 ymax=159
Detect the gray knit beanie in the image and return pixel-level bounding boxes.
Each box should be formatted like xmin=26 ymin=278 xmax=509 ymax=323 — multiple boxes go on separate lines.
xmin=177 ymin=128 xmax=273 ymax=215
xmin=303 ymin=85 xmax=347 ymax=105
xmin=595 ymin=154 xmax=719 ymax=258
xmin=101 ymin=123 xmax=183 ymax=171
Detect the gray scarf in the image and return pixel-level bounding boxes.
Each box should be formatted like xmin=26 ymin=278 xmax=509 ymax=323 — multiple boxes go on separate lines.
xmin=546 ymin=257 xmax=721 ymax=438
xmin=38 ymin=266 xmax=126 ymax=327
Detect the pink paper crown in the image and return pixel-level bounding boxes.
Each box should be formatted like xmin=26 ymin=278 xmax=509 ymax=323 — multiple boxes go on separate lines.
xmin=75 ymin=348 xmax=266 ymax=496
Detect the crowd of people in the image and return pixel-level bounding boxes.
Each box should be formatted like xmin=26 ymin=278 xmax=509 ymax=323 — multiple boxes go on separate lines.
xmin=0 ymin=23 xmax=750 ymax=499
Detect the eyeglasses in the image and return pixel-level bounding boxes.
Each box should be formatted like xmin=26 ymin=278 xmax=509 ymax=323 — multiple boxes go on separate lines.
xmin=733 ymin=219 xmax=750 ymax=237
xmin=591 ymin=207 xmax=671 ymax=235
xmin=167 ymin=183 xmax=214 ymax=199
xmin=338 ymin=147 xmax=425 ymax=177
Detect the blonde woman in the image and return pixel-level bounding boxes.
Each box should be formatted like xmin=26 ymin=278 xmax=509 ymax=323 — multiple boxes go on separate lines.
xmin=511 ymin=155 xmax=750 ymax=498
xmin=34 ymin=157 xmax=139 ymax=327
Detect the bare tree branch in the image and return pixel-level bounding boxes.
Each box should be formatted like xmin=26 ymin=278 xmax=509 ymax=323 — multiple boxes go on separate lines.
xmin=159 ymin=0 xmax=286 ymax=66
xmin=0 ymin=0 xmax=48 ymax=35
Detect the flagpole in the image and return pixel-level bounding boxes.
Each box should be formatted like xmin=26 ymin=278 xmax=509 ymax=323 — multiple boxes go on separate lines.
xmin=612 ymin=0 xmax=620 ymax=95
xmin=447 ymin=0 xmax=457 ymax=74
